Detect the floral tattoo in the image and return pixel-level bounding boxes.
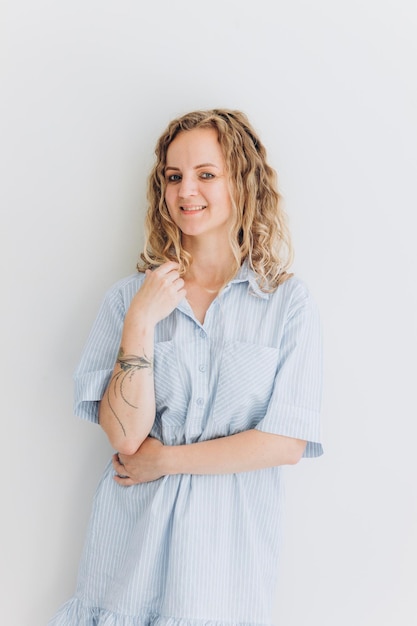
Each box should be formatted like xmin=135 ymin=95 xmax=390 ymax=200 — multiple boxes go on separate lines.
xmin=105 ymin=347 xmax=153 ymax=435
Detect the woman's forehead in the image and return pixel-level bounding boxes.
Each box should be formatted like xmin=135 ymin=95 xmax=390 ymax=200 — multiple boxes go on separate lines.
xmin=166 ymin=128 xmax=225 ymax=167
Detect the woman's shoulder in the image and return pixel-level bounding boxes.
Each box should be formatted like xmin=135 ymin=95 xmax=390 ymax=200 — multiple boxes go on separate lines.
xmin=101 ymin=272 xmax=145 ymax=307
xmin=110 ymin=272 xmax=145 ymax=291
xmin=269 ymin=273 xmax=320 ymax=316
xmin=243 ymin=262 xmax=319 ymax=314
xmin=278 ymin=273 xmax=312 ymax=298
xmin=250 ymin=270 xmax=310 ymax=301
xmin=275 ymin=274 xmax=320 ymax=317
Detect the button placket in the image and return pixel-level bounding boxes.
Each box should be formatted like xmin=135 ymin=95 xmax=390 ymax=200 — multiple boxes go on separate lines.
xmin=194 ymin=333 xmax=208 ymax=410
xmin=185 ymin=325 xmax=209 ymax=431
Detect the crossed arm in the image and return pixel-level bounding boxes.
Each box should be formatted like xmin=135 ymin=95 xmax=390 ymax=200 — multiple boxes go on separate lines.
xmin=112 ymin=431 xmax=306 ymax=486
xmin=98 ymin=262 xmax=306 ymax=486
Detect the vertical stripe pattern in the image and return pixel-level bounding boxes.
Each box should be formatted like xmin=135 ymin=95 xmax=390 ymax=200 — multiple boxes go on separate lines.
xmin=49 ymin=262 xmax=323 ymax=626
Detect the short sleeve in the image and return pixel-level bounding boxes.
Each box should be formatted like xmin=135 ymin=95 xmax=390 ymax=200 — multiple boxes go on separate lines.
xmin=73 ymin=284 xmax=127 ymax=423
xmin=255 ymin=284 xmax=323 ymax=458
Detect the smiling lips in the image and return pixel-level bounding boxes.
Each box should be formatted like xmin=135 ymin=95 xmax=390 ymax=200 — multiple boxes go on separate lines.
xmin=180 ymin=205 xmax=206 ymax=212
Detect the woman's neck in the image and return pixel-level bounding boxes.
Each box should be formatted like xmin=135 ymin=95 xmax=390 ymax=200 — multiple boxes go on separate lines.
xmin=182 ymin=234 xmax=236 ymax=289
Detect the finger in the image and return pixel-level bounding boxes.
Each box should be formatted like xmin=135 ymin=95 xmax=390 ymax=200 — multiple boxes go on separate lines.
xmin=114 ymin=452 xmax=126 ymax=465
xmin=113 ymin=474 xmax=134 ymax=486
xmin=113 ymin=464 xmax=130 ymax=479
xmin=165 ymin=272 xmax=181 ymax=285
xmin=174 ymin=277 xmax=185 ymax=289
xmin=112 ymin=452 xmax=121 ymax=466
xmin=155 ymin=261 xmax=180 ymax=276
xmin=112 ymin=453 xmax=127 ymax=474
xmin=147 ymin=266 xmax=180 ymax=288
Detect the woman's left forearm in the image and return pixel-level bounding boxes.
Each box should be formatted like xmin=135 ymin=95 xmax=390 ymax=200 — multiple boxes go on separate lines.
xmin=163 ymin=430 xmax=306 ymax=476
xmin=113 ymin=430 xmax=307 ymax=485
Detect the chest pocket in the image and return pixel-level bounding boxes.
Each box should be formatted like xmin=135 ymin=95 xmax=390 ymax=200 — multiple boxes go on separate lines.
xmin=212 ymin=341 xmax=279 ymax=430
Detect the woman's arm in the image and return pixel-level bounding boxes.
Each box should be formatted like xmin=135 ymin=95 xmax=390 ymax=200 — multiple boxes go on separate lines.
xmin=113 ymin=430 xmax=307 ymax=485
xmin=98 ymin=262 xmax=186 ymax=454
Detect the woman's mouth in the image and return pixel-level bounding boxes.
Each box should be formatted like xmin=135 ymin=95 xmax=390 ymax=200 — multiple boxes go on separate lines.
xmin=180 ymin=205 xmax=206 ymax=212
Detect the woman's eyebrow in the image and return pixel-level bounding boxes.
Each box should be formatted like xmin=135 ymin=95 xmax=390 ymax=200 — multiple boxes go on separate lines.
xmin=165 ymin=162 xmax=220 ymax=172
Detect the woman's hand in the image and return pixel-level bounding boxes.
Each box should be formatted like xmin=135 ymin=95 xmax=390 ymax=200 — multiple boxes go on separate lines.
xmin=126 ymin=261 xmax=186 ymax=330
xmin=113 ymin=437 xmax=166 ymax=486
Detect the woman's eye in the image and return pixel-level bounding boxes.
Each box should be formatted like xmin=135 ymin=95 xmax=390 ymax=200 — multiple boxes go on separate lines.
xmin=200 ymin=172 xmax=214 ymax=180
xmin=167 ymin=174 xmax=181 ymax=183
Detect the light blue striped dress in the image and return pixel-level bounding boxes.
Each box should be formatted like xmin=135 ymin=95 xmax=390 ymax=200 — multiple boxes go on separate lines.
xmin=49 ymin=261 xmax=323 ymax=626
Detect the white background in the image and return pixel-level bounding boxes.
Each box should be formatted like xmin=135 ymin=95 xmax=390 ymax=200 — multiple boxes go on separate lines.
xmin=1 ymin=1 xmax=416 ymax=624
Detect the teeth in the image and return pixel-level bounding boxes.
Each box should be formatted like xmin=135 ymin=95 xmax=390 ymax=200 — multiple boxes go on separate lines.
xmin=181 ymin=206 xmax=205 ymax=211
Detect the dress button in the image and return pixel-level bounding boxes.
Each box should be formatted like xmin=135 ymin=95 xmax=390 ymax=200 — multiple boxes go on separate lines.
xmin=199 ymin=330 xmax=205 ymax=338
xmin=196 ymin=397 xmax=204 ymax=406
xmin=199 ymin=365 xmax=206 ymax=372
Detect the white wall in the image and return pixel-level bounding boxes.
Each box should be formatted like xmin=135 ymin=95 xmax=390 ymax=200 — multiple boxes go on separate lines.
xmin=2 ymin=1 xmax=416 ymax=624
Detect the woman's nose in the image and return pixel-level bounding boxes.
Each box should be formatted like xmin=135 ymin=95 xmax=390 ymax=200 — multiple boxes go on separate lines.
xmin=178 ymin=174 xmax=198 ymax=198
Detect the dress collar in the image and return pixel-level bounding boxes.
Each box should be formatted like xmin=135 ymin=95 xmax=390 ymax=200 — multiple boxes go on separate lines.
xmin=228 ymin=259 xmax=270 ymax=300
xmin=175 ymin=260 xmax=269 ymax=322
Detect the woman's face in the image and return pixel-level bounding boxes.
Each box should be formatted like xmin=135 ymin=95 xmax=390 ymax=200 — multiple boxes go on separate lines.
xmin=164 ymin=127 xmax=234 ymax=242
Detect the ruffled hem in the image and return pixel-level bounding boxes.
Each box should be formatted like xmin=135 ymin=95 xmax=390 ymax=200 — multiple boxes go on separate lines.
xmin=48 ymin=598 xmax=270 ymax=626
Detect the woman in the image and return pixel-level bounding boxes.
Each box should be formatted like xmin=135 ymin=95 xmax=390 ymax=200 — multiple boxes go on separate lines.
xmin=49 ymin=109 xmax=323 ymax=625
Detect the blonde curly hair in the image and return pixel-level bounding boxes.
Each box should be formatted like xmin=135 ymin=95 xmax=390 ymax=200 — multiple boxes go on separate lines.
xmin=138 ymin=108 xmax=293 ymax=291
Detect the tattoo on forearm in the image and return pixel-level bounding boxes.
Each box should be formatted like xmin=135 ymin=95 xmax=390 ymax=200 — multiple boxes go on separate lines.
xmin=105 ymin=347 xmax=153 ymax=436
